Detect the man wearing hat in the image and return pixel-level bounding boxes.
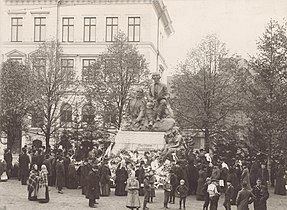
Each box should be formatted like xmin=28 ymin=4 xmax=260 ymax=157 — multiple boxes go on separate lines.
xmin=251 ymin=178 xmax=269 ymax=210
xmin=148 ymin=72 xmax=168 ymax=121
xmin=87 ymin=164 xmax=100 ymax=208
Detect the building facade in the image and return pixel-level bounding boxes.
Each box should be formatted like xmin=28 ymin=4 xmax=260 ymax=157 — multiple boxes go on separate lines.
xmin=0 ymin=0 xmax=174 ymax=147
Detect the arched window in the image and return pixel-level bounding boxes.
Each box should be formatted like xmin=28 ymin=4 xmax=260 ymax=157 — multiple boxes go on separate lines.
xmin=60 ymin=103 xmax=72 ymax=123
xmin=82 ymin=104 xmax=95 ymax=123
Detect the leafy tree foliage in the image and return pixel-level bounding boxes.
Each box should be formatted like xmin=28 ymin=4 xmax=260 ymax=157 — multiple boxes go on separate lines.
xmin=171 ymin=35 xmax=248 ymax=151
xmin=28 ymin=40 xmax=76 ymax=149
xmin=246 ymin=20 xmax=287 ymax=162
xmin=82 ymin=32 xmax=149 ymax=129
xmin=0 ymin=60 xmax=33 ymax=151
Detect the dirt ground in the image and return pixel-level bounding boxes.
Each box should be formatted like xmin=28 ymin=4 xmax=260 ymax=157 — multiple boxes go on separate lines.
xmin=0 ymin=179 xmax=286 ymax=210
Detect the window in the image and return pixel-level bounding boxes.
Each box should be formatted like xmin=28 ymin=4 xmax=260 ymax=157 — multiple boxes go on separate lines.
xmin=82 ymin=59 xmax=96 ymax=82
xmin=32 ymin=58 xmax=46 ymax=71
xmin=84 ymin=17 xmax=96 ymax=42
xmin=106 ymin=17 xmax=118 ymax=42
xmin=34 ymin=17 xmax=46 ymax=42
xmin=9 ymin=58 xmax=23 ymax=63
xmin=11 ymin=17 xmax=23 ymax=42
xmin=82 ymin=59 xmax=95 ymax=70
xmin=128 ymin=17 xmax=140 ymax=42
xmin=62 ymin=18 xmax=74 ymax=42
xmin=60 ymin=103 xmax=72 ymax=123
xmin=61 ymin=59 xmax=74 ymax=81
xmin=82 ymin=104 xmax=95 ymax=123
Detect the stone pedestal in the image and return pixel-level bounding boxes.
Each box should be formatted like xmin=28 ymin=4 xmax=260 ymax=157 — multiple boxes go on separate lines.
xmin=112 ymin=130 xmax=165 ymax=154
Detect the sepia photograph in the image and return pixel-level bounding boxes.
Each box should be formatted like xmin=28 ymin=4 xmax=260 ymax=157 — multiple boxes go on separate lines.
xmin=0 ymin=0 xmax=286 ymax=209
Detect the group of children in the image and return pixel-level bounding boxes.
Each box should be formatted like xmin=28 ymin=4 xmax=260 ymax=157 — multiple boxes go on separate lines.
xmin=160 ymin=172 xmax=235 ymax=210
xmin=140 ymin=168 xmax=188 ymax=210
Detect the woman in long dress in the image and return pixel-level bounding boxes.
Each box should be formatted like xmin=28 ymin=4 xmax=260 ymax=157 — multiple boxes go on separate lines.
xmin=196 ymin=166 xmax=207 ymax=200
xmin=27 ymin=164 xmax=39 ymax=201
xmin=115 ymin=163 xmax=128 ymax=196
xmin=38 ymin=165 xmax=50 ymax=203
xmin=126 ymin=171 xmax=140 ymax=210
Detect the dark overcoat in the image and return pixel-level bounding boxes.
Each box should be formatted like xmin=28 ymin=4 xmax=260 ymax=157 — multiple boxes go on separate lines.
xmin=56 ymin=160 xmax=65 ymax=188
xmin=87 ymin=170 xmax=100 ymax=200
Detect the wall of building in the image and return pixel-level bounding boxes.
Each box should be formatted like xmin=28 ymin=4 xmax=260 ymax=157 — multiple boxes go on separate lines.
xmin=0 ymin=0 xmax=174 ymax=147
xmin=1 ymin=0 xmax=173 ymax=81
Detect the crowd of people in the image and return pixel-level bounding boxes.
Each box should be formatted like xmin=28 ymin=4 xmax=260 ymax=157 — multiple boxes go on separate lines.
xmin=0 ymin=145 xmax=286 ymax=210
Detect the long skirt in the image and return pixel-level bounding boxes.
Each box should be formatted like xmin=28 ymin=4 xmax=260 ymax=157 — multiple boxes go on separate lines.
xmin=115 ymin=181 xmax=127 ymax=196
xmin=101 ymin=183 xmax=110 ymax=196
xmin=28 ymin=187 xmax=38 ymax=201
xmin=126 ymin=190 xmax=140 ymax=208
xmin=38 ymin=186 xmax=50 ymax=203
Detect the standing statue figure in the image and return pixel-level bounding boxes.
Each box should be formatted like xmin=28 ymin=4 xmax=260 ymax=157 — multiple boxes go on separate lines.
xmin=148 ymin=72 xmax=171 ymax=122
xmin=126 ymin=87 xmax=146 ymax=129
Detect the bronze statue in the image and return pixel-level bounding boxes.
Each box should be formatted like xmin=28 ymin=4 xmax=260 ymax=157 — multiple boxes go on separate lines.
xmin=126 ymin=87 xmax=146 ymax=129
xmin=161 ymin=127 xmax=184 ymax=161
xmin=123 ymin=72 xmax=175 ymax=131
xmin=148 ymin=72 xmax=169 ymax=121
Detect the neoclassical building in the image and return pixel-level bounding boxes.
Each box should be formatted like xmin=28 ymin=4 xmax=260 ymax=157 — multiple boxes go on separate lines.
xmin=0 ymin=0 xmax=174 ymax=147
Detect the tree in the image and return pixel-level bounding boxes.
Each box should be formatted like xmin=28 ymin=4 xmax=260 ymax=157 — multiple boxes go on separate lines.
xmin=82 ymin=32 xmax=149 ymax=129
xmin=29 ymin=40 xmax=76 ymax=149
xmin=246 ymin=20 xmax=287 ymax=164
xmin=0 ymin=60 xmax=33 ymax=151
xmin=171 ymin=34 xmax=248 ymax=151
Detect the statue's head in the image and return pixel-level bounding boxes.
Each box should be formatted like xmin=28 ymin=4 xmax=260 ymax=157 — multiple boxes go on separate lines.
xmin=152 ymin=72 xmax=161 ymax=84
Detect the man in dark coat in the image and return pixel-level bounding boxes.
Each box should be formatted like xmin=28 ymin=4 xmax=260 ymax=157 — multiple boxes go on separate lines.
xmin=56 ymin=157 xmax=65 ymax=194
xmin=257 ymin=163 xmax=269 ymax=186
xmin=252 ymin=178 xmax=269 ymax=210
xmin=63 ymin=154 xmax=71 ymax=187
xmin=223 ymin=181 xmax=234 ymax=210
xmin=4 ymin=149 xmax=12 ymax=178
xmin=249 ymin=160 xmax=260 ymax=188
xmin=19 ymin=148 xmax=30 ymax=185
xmin=87 ymin=164 xmax=100 ymax=208
xmin=143 ymin=173 xmax=151 ymax=210
xmin=99 ymin=162 xmax=111 ymax=196
xmin=236 ymin=181 xmax=255 ymax=210
xmin=169 ymin=169 xmax=178 ymax=204
xmin=80 ymin=160 xmax=90 ymax=195
xmin=135 ymin=162 xmax=145 ymax=196
xmin=43 ymin=154 xmax=53 ymax=186
xmin=227 ymin=167 xmax=240 ymax=205
xmin=187 ymin=161 xmax=198 ymax=195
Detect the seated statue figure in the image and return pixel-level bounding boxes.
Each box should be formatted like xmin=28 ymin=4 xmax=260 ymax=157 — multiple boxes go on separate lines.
xmin=125 ymin=87 xmax=146 ymax=130
xmin=148 ymin=72 xmax=173 ymax=121
xmin=161 ymin=127 xmax=184 ymax=162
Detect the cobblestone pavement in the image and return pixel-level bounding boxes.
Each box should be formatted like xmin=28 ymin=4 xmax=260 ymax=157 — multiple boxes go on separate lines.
xmin=0 ymin=180 xmax=286 ymax=210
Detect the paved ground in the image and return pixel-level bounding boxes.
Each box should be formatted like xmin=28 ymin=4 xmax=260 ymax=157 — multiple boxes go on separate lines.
xmin=0 ymin=179 xmax=286 ymax=210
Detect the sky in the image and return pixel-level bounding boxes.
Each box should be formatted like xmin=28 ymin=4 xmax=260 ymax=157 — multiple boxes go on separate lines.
xmin=164 ymin=0 xmax=287 ymax=73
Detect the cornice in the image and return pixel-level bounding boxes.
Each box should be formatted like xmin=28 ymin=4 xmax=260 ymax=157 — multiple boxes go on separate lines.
xmin=152 ymin=0 xmax=174 ymax=37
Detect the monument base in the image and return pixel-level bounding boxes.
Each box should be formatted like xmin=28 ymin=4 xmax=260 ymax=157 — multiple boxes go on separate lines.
xmin=112 ymin=130 xmax=165 ymax=154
